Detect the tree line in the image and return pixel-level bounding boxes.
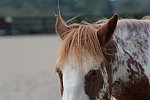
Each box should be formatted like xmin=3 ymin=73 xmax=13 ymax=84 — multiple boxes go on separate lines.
xmin=0 ymin=0 xmax=149 ymax=17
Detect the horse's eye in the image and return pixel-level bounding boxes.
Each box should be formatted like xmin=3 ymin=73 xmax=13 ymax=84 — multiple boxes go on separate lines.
xmin=91 ymin=69 xmax=100 ymax=76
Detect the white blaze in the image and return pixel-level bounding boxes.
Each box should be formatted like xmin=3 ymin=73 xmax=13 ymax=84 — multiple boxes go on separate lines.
xmin=61 ymin=56 xmax=103 ymax=100
xmin=62 ymin=65 xmax=89 ymax=100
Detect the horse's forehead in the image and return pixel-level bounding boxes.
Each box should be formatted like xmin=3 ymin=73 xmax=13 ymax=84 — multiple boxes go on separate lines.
xmin=69 ymin=23 xmax=102 ymax=31
xmin=62 ymin=56 xmax=101 ymax=74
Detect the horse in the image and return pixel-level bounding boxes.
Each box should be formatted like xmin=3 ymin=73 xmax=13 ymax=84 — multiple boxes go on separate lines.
xmin=55 ymin=14 xmax=150 ymax=100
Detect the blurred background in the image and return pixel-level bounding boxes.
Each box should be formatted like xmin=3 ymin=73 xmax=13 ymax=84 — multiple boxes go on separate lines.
xmin=0 ymin=0 xmax=149 ymax=100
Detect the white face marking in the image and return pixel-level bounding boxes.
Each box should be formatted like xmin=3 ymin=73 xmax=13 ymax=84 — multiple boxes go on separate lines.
xmin=61 ymin=56 xmax=105 ymax=100
xmin=62 ymin=65 xmax=89 ymax=100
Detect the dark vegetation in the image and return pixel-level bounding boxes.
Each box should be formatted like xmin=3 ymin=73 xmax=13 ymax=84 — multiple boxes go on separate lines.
xmin=0 ymin=0 xmax=149 ymax=17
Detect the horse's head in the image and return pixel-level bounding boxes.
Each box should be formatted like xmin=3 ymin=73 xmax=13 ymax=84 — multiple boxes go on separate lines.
xmin=55 ymin=14 xmax=118 ymax=100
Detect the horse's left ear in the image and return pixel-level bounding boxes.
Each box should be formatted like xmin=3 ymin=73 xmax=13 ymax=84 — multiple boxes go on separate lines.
xmin=55 ymin=15 xmax=70 ymax=40
xmin=97 ymin=14 xmax=118 ymax=46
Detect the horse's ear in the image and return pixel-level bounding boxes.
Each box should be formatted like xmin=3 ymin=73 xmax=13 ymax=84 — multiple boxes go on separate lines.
xmin=97 ymin=14 xmax=118 ymax=46
xmin=55 ymin=15 xmax=70 ymax=39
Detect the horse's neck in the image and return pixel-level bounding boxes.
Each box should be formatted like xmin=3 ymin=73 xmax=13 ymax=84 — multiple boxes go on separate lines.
xmin=111 ymin=19 xmax=150 ymax=83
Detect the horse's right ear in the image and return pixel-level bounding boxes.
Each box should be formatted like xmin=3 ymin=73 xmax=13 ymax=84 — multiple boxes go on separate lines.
xmin=55 ymin=15 xmax=70 ymax=39
xmin=97 ymin=14 xmax=118 ymax=46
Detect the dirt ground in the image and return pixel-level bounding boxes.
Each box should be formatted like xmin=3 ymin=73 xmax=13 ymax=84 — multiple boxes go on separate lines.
xmin=0 ymin=35 xmax=61 ymax=100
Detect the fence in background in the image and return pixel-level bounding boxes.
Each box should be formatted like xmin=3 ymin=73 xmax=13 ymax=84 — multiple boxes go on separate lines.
xmin=0 ymin=13 xmax=149 ymax=35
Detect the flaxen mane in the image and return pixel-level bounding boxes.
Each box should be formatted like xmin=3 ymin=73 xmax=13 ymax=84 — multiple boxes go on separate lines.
xmin=57 ymin=24 xmax=106 ymax=68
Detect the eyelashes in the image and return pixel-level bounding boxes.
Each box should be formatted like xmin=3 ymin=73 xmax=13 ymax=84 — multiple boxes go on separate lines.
xmin=89 ymin=69 xmax=100 ymax=77
xmin=85 ymin=69 xmax=101 ymax=81
xmin=91 ymin=69 xmax=99 ymax=76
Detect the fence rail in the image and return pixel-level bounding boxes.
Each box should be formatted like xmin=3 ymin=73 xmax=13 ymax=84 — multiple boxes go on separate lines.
xmin=0 ymin=13 xmax=149 ymax=35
